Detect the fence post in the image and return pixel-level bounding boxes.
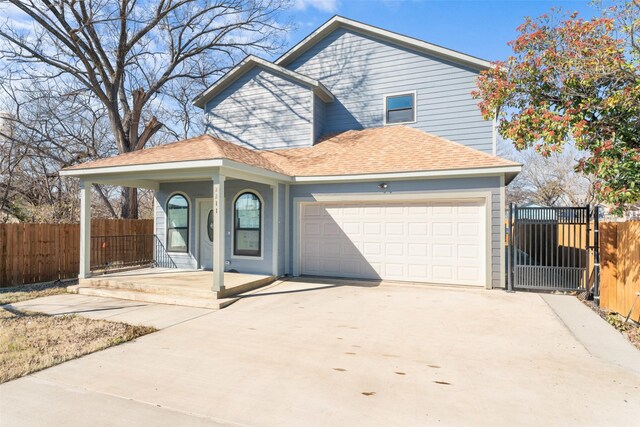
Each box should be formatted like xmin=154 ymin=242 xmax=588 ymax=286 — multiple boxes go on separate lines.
xmin=509 ymin=203 xmax=518 ymax=292
xmin=593 ymin=205 xmax=600 ymax=305
xmin=507 ymin=203 xmax=515 ymax=292
xmin=585 ymin=205 xmax=591 ymax=296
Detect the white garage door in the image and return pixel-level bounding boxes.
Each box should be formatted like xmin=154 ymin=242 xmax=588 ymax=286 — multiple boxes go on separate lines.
xmin=300 ymin=199 xmax=486 ymax=286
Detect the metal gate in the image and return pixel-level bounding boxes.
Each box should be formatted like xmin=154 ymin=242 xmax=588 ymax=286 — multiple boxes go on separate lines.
xmin=507 ymin=205 xmax=599 ymax=293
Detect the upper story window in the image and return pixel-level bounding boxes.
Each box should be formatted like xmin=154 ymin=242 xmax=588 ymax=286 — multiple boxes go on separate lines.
xmin=384 ymin=92 xmax=416 ymax=125
xmin=234 ymin=192 xmax=262 ymax=257
xmin=167 ymin=194 xmax=189 ymax=253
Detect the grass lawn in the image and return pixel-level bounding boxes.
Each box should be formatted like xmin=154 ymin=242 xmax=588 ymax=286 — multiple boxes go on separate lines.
xmin=0 ymin=307 xmax=155 ymax=383
xmin=0 ymin=280 xmax=74 ymax=305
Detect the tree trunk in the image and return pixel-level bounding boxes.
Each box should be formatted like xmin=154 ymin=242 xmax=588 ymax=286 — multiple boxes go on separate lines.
xmin=120 ymin=186 xmax=138 ymax=219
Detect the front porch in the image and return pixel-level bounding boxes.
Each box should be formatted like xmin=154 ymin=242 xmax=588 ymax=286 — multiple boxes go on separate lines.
xmin=64 ymin=157 xmax=289 ymax=301
xmin=70 ymin=268 xmax=275 ymax=309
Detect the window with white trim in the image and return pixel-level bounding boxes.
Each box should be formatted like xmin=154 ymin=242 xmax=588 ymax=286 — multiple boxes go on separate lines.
xmin=385 ymin=93 xmax=415 ymax=124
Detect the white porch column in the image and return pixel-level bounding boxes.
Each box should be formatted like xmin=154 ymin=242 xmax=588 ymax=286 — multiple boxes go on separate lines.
xmin=78 ymin=180 xmax=92 ymax=279
xmin=212 ymin=173 xmax=225 ymax=291
xmin=272 ymin=184 xmax=279 ymax=277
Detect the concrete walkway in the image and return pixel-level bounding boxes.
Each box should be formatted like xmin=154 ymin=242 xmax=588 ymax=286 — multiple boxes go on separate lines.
xmin=541 ymin=293 xmax=640 ymax=376
xmin=2 ymin=280 xmax=639 ymax=426
xmin=8 ymin=293 xmax=214 ymax=329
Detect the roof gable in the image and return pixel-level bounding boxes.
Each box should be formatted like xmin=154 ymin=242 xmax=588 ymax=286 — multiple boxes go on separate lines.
xmin=275 ymin=16 xmax=491 ymax=71
xmin=193 ymin=55 xmax=333 ymax=109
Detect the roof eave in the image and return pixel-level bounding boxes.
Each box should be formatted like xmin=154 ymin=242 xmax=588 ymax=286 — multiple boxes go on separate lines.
xmin=193 ymin=55 xmax=333 ymax=109
xmin=291 ymin=164 xmax=522 ymax=184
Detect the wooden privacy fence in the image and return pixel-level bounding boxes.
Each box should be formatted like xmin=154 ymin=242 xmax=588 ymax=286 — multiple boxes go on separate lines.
xmin=599 ymin=221 xmax=640 ymax=322
xmin=0 ymin=219 xmax=153 ymax=287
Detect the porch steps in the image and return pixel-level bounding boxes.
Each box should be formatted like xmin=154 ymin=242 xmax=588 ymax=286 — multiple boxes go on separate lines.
xmin=217 ymin=275 xmax=276 ymax=299
xmin=68 ymin=285 xmax=238 ymax=309
xmin=68 ymin=274 xmax=276 ymax=309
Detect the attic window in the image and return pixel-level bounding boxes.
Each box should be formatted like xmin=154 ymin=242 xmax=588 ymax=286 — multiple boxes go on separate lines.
xmin=384 ymin=92 xmax=416 ymax=124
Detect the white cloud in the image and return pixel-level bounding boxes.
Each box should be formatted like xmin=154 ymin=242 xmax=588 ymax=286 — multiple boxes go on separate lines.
xmin=0 ymin=3 xmax=33 ymax=30
xmin=293 ymin=0 xmax=339 ymax=13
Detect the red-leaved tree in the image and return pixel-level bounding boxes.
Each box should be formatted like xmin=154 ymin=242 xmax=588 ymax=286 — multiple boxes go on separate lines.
xmin=473 ymin=1 xmax=640 ymax=212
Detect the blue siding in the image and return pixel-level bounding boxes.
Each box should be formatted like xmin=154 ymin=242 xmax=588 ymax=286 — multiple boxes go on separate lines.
xmin=287 ymin=176 xmax=502 ymax=288
xmin=155 ymin=179 xmax=277 ymax=275
xmin=154 ymin=176 xmax=504 ymax=286
xmin=156 ymin=182 xmax=211 ymax=269
xmin=313 ymin=94 xmax=326 ymax=142
xmin=205 ymin=67 xmax=312 ymax=150
xmin=286 ymin=28 xmax=493 ymax=153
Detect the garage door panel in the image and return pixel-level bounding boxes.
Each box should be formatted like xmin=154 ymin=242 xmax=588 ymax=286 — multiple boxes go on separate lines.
xmin=432 ymin=223 xmax=453 ymax=236
xmin=363 ymin=242 xmax=381 ymax=256
xmin=408 ymin=243 xmax=428 ymax=257
xmin=433 ymin=265 xmax=454 ymax=281
xmin=407 ymin=264 xmax=429 ymax=278
xmin=342 ymin=222 xmax=361 ymax=235
xmin=458 ymin=222 xmax=481 ymax=237
xmin=408 ymin=222 xmax=429 ymax=236
xmin=363 ymin=223 xmax=381 ymax=235
xmin=302 ymin=204 xmax=324 ymax=216
xmin=384 ymin=206 xmax=405 ymax=216
xmin=302 ymin=222 xmax=322 ymax=236
xmin=432 ymin=205 xmax=454 ymax=215
xmin=458 ymin=244 xmax=479 ymax=259
xmin=300 ymin=200 xmax=485 ymax=286
xmin=384 ymin=222 xmax=404 ymax=235
xmin=323 ymin=222 xmax=341 ymax=236
xmin=321 ymin=240 xmax=341 ymax=257
xmin=459 ymin=267 xmax=481 ymax=282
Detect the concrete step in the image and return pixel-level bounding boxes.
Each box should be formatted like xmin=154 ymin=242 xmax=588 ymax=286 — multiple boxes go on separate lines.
xmin=78 ymin=277 xmax=214 ymax=299
xmin=68 ymin=285 xmax=238 ymax=310
xmin=216 ymin=275 xmax=276 ymax=298
xmin=78 ymin=275 xmax=276 ymax=300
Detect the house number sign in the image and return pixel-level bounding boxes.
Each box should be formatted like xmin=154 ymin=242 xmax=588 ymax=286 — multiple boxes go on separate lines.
xmin=214 ymin=186 xmax=219 ymax=214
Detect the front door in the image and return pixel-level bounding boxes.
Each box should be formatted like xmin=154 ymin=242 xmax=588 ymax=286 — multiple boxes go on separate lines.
xmin=198 ymin=200 xmax=214 ymax=269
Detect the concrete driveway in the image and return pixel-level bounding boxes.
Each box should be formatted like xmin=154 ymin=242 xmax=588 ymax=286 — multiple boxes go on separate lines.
xmin=2 ymin=279 xmax=639 ymax=426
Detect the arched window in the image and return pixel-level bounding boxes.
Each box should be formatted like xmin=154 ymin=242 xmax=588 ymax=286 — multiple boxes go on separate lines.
xmin=167 ymin=194 xmax=189 ymax=253
xmin=234 ymin=192 xmax=261 ymax=257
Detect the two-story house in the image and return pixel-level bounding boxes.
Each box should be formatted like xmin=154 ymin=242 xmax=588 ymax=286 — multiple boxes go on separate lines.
xmin=62 ymin=16 xmax=521 ymax=296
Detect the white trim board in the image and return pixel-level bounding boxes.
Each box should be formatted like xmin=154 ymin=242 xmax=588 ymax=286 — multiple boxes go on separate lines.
xmin=61 ymin=160 xmax=520 ymax=186
xmin=290 ymin=166 xmax=522 ymax=183
xmin=195 ymin=197 xmax=214 ymax=270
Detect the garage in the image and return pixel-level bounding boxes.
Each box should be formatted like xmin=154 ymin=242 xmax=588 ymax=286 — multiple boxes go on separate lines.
xmin=299 ymin=199 xmax=487 ymax=286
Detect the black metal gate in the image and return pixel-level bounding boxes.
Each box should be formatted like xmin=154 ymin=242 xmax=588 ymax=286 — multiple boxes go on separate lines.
xmin=507 ymin=205 xmax=599 ymax=293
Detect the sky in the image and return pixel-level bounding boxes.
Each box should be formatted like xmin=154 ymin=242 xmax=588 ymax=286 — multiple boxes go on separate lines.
xmin=286 ymin=0 xmax=604 ymax=62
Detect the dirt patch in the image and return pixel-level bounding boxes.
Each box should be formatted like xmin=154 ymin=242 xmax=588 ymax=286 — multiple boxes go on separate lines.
xmin=0 ymin=280 xmax=76 ymax=305
xmin=0 ymin=307 xmax=155 ymax=383
xmin=581 ymin=298 xmax=640 ymax=351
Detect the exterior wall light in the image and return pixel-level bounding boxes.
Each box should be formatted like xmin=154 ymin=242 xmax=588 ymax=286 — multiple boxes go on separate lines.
xmin=378 ymin=183 xmax=388 ymax=190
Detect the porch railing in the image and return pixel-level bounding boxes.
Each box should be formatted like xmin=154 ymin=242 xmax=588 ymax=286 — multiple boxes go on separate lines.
xmin=154 ymin=235 xmax=177 ymax=269
xmin=90 ymin=234 xmax=177 ymax=273
xmin=89 ymin=234 xmax=152 ymax=273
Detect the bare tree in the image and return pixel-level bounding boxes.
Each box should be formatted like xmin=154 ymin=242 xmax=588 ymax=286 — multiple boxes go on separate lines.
xmin=0 ymin=0 xmax=289 ymax=218
xmin=0 ymin=75 xmax=116 ymax=222
xmin=499 ymin=139 xmax=596 ymax=207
